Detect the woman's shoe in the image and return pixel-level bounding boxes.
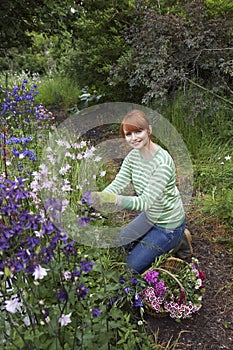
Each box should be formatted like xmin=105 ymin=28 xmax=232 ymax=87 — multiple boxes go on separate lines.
xmin=173 ymin=228 xmax=193 ymax=260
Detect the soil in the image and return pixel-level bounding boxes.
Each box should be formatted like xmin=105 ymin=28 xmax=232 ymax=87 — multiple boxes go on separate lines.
xmin=55 ymin=113 xmax=233 ymax=350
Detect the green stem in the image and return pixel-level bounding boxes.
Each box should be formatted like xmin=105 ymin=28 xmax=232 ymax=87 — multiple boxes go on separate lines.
xmin=97 ymin=248 xmax=111 ymax=350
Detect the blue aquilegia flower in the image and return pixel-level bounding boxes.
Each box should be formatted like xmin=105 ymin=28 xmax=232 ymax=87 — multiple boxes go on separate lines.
xmin=80 ymin=260 xmax=95 ymax=273
xmin=81 ymin=190 xmax=94 ymax=205
xmin=133 ymin=294 xmax=143 ymax=307
xmin=92 ymin=308 xmax=102 ymax=318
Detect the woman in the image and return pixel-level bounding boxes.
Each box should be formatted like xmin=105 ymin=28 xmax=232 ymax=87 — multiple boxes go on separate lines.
xmin=92 ymin=109 xmax=192 ymax=274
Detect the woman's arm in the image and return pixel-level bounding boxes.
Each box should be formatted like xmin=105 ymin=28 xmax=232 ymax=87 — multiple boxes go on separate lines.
xmin=118 ymin=163 xmax=175 ymax=211
xmin=103 ymin=155 xmax=132 ymax=194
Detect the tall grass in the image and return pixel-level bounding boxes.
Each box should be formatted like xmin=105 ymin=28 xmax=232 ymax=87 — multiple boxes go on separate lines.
xmin=34 ymin=75 xmax=82 ymax=108
xmin=153 ymin=90 xmax=232 ymax=159
xmin=155 ymin=90 xmax=233 ymax=234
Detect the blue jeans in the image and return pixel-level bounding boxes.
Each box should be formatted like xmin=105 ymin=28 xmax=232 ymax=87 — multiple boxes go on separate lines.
xmin=116 ymin=212 xmax=186 ymax=274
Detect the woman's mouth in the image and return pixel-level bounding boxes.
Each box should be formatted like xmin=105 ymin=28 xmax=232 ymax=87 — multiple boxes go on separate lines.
xmin=132 ymin=140 xmax=141 ymax=145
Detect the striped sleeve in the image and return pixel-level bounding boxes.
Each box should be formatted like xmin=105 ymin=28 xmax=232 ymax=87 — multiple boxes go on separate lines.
xmin=103 ymin=155 xmax=132 ymax=194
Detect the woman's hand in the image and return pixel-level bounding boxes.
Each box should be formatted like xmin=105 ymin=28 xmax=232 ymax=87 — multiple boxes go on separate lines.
xmin=91 ymin=191 xmax=117 ymax=205
xmin=91 ymin=191 xmax=118 ymax=213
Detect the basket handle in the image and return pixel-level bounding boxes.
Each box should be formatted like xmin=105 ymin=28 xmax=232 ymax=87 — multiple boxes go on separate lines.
xmin=153 ymin=267 xmax=184 ymax=290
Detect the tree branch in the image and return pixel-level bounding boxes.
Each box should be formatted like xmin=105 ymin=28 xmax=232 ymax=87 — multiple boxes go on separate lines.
xmin=186 ymin=78 xmax=233 ymax=107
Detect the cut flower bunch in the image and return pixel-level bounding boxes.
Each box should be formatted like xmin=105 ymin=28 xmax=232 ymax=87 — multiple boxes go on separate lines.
xmin=140 ymin=255 xmax=206 ymax=320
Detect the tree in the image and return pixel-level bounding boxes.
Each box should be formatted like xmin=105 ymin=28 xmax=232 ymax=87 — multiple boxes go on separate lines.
xmin=0 ymin=0 xmax=78 ymax=69
xmin=62 ymin=0 xmax=138 ymax=101
xmin=110 ymin=0 xmax=233 ymax=104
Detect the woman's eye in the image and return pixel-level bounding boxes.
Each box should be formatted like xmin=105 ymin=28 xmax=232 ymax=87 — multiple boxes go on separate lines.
xmin=125 ymin=132 xmax=131 ymax=136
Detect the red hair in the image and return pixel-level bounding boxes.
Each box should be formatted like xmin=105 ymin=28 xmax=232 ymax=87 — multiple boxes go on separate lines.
xmin=120 ymin=110 xmax=150 ymax=138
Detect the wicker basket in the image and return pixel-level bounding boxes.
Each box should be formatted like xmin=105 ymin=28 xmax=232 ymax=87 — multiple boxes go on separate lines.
xmin=142 ymin=257 xmax=189 ymax=318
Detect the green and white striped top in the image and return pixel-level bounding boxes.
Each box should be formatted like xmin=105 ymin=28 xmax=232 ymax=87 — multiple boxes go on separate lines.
xmin=103 ymin=146 xmax=185 ymax=229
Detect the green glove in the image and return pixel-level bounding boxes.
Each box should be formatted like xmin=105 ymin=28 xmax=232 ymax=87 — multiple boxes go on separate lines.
xmin=91 ymin=191 xmax=117 ymax=205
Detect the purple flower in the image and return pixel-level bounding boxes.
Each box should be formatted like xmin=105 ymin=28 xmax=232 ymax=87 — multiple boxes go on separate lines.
xmin=80 ymin=260 xmax=95 ymax=273
xmin=78 ymin=216 xmax=93 ymax=227
xmin=77 ymin=283 xmax=89 ymax=300
xmin=144 ymin=270 xmax=159 ymax=285
xmin=133 ymin=294 xmax=143 ymax=307
xmin=41 ymin=220 xmax=55 ymax=235
xmin=81 ymin=190 xmax=94 ymax=205
xmin=130 ymin=277 xmax=139 ymax=285
xmin=154 ymin=280 xmax=167 ymax=297
xmin=92 ymin=308 xmax=102 ymax=317
xmin=124 ymin=287 xmax=130 ymax=293
xmin=119 ymin=276 xmax=125 ymax=285
xmin=44 ymin=197 xmax=63 ymax=212
xmin=57 ymin=288 xmax=68 ymax=302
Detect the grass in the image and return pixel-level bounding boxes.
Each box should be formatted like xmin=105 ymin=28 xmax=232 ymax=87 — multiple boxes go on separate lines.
xmin=34 ymin=75 xmax=82 ymax=108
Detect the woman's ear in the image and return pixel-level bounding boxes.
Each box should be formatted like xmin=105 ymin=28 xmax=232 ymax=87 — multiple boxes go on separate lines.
xmin=148 ymin=125 xmax=152 ymax=135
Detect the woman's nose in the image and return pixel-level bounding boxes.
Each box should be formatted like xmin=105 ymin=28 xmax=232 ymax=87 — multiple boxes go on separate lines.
xmin=131 ymin=132 xmax=137 ymax=140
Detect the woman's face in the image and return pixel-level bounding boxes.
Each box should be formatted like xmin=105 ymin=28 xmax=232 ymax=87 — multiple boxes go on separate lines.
xmin=123 ymin=128 xmax=150 ymax=150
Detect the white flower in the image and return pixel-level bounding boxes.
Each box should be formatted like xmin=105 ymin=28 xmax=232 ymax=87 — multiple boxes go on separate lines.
xmin=64 ymin=141 xmax=71 ymax=149
xmin=5 ymin=297 xmax=22 ymax=314
xmin=23 ymin=315 xmax=31 ymax=326
xmin=35 ymin=230 xmax=44 ymax=238
xmin=94 ymin=156 xmax=102 ymax=162
xmin=83 ymin=149 xmax=94 ymax=159
xmin=100 ymin=170 xmax=106 ymax=177
xmin=72 ymin=142 xmax=81 ymax=149
xmin=63 ymin=271 xmax=72 ymax=280
xmin=61 ymin=179 xmax=72 ymax=192
xmin=33 ymin=265 xmax=49 ymax=280
xmin=56 ymin=140 xmax=65 ymax=146
xmin=195 ymin=278 xmax=202 ymax=289
xmin=19 ymin=153 xmax=25 ymax=159
xmin=59 ymin=164 xmax=71 ymax=175
xmin=59 ymin=313 xmax=72 ymax=327
xmin=80 ymin=141 xmax=87 ymax=147
xmin=47 ymin=154 xmax=56 ymax=163
xmin=225 ymin=155 xmax=231 ymax=161
xmin=77 ymin=153 xmax=83 ymax=160
xmin=61 ymin=199 xmax=69 ymax=212
xmin=65 ymin=152 xmax=75 ymax=159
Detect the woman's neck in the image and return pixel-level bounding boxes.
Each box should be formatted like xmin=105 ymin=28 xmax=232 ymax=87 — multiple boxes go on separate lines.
xmin=140 ymin=142 xmax=158 ymax=160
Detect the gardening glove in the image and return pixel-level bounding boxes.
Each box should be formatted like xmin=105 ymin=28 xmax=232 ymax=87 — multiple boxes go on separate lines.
xmin=91 ymin=191 xmax=118 ymax=213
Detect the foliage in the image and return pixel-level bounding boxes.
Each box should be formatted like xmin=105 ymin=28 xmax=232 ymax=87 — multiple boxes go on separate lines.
xmin=194 ymin=151 xmax=233 ymax=230
xmin=110 ymin=0 xmax=233 ymax=104
xmin=0 ymin=0 xmax=78 ymax=54
xmin=62 ymin=0 xmax=137 ymax=101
